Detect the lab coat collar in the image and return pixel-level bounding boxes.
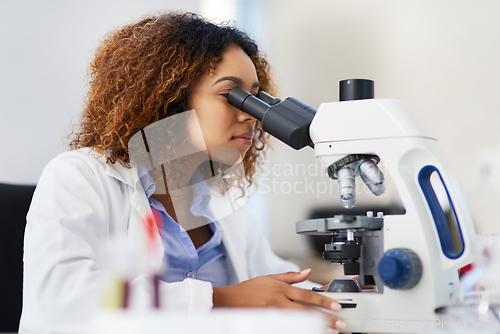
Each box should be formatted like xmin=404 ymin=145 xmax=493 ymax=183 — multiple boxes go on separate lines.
xmin=78 ymin=147 xmax=137 ymax=187
xmin=104 ymin=160 xmax=137 ymax=188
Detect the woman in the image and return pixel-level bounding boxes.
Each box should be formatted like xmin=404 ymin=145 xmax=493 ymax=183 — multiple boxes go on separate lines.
xmin=20 ymin=12 xmax=345 ymax=333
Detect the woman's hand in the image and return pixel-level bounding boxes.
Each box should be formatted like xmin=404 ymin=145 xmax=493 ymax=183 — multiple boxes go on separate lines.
xmin=213 ymin=269 xmax=346 ymax=332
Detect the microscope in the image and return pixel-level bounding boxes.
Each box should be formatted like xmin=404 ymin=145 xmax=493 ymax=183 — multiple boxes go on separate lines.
xmin=227 ymin=79 xmax=477 ymax=333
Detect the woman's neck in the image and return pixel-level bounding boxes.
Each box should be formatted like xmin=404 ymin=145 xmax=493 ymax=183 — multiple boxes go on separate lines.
xmin=150 ymin=153 xmax=206 ymax=220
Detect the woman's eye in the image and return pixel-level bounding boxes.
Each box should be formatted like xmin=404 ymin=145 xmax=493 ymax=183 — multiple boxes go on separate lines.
xmin=220 ymin=93 xmax=229 ymax=98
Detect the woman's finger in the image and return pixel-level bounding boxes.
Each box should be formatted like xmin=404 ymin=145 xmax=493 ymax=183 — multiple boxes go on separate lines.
xmin=284 ymin=285 xmax=342 ymax=312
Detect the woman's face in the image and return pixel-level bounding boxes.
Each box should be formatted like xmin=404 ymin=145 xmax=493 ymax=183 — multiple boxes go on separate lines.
xmin=188 ymin=45 xmax=259 ymax=163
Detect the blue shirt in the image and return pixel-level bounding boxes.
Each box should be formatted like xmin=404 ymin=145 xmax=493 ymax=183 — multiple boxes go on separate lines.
xmin=139 ymin=169 xmax=229 ymax=287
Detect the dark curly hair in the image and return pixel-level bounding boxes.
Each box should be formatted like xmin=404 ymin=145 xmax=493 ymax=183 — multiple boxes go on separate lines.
xmin=69 ymin=12 xmax=274 ymax=190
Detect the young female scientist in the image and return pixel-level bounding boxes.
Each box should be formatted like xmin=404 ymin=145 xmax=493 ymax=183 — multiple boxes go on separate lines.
xmin=20 ymin=12 xmax=345 ymax=333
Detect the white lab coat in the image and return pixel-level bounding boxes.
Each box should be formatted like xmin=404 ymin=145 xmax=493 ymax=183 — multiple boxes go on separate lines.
xmin=20 ymin=148 xmax=313 ymax=334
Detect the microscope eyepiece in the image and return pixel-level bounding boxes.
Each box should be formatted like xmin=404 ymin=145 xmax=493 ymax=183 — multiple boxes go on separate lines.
xmin=227 ymin=87 xmax=316 ymax=150
xmin=227 ymin=86 xmax=269 ymax=121
xmin=227 ymin=86 xmax=251 ymax=110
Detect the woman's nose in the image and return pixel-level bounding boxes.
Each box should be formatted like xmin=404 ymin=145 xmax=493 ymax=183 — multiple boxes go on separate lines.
xmin=237 ymin=110 xmax=257 ymax=123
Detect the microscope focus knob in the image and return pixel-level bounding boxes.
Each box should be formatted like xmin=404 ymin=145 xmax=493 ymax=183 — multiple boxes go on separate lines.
xmin=377 ymin=248 xmax=423 ymax=290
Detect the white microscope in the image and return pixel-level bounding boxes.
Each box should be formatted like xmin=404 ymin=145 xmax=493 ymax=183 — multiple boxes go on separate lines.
xmin=228 ymin=79 xmax=477 ymax=333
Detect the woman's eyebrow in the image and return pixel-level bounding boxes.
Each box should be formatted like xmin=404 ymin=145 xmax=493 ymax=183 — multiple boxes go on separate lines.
xmin=212 ymin=76 xmax=260 ymax=89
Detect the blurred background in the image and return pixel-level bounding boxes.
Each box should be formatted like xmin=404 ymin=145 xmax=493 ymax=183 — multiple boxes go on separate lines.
xmin=2 ymin=0 xmax=500 ymax=283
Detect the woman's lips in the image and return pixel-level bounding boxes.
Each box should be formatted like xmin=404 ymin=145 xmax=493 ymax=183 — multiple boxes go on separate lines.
xmin=232 ymin=136 xmax=253 ymax=146
xmin=232 ymin=132 xmax=253 ymax=146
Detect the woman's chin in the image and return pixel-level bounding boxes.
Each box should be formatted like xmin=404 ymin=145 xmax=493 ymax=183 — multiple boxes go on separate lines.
xmin=208 ymin=146 xmax=244 ymax=166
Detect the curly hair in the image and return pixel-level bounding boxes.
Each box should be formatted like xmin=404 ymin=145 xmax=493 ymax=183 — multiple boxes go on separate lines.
xmin=69 ymin=12 xmax=274 ymax=191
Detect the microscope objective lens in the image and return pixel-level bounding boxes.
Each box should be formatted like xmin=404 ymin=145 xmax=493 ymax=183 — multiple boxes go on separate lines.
xmin=359 ymin=159 xmax=386 ymax=196
xmin=337 ymin=166 xmax=356 ymax=208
